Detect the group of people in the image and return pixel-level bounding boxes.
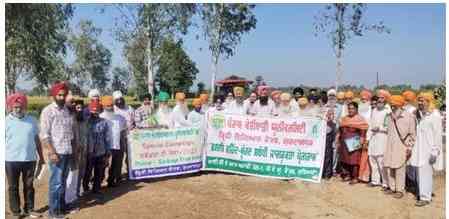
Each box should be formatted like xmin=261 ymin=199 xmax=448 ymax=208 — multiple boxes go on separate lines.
xmin=5 ymin=81 xmax=445 ymax=219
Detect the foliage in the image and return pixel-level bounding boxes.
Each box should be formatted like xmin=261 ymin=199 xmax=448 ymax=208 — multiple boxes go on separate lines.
xmin=111 ymin=67 xmax=131 ymax=95
xmin=68 ymin=20 xmax=112 ymax=93
xmin=197 ymin=82 xmax=206 ymax=95
xmin=5 ymin=3 xmax=73 ymax=94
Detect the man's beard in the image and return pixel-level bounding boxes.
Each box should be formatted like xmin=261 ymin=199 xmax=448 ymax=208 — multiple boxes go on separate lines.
xmin=260 ymin=96 xmax=269 ymax=106
xmin=279 ymin=105 xmax=291 ymax=114
xmin=359 ymin=102 xmax=371 ymax=114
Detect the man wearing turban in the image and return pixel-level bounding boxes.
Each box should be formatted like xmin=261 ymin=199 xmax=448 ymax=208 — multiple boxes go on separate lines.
xmin=254 ymin=85 xmax=276 ymax=117
xmin=6 ymin=93 xmax=44 ymax=218
xmin=402 ymin=90 xmax=417 ymax=114
xmin=339 ymin=90 xmax=355 ymax=121
xmin=188 ymin=98 xmax=206 ymax=126
xmin=245 ymin=92 xmax=258 ymax=116
xmin=383 ymin=95 xmax=416 ymax=199
xmin=357 ymin=90 xmax=373 ymax=183
xmin=40 ymin=82 xmax=76 ymax=218
xmin=276 ymin=92 xmax=296 ymax=118
xmin=410 ymin=92 xmax=443 ymax=207
xmin=135 ymin=93 xmax=154 ymax=129
xmin=224 ymin=87 xmax=248 ymax=115
xmin=171 ymin=92 xmax=193 ymax=128
xmin=199 ymin=93 xmax=210 ymax=113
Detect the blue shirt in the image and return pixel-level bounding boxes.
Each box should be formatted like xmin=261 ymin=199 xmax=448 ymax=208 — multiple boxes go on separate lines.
xmin=87 ymin=117 xmax=111 ymax=157
xmin=6 ymin=114 xmax=39 ymax=161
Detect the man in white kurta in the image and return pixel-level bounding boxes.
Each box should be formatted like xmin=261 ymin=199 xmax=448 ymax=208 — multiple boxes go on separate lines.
xmin=224 ymin=87 xmax=248 ymax=115
xmin=367 ymin=97 xmax=390 ymax=188
xmin=170 ymin=92 xmax=192 ymax=128
xmin=188 ymin=98 xmax=205 ymax=126
xmin=403 ymin=90 xmax=417 ymax=114
xmin=254 ymin=86 xmax=276 ymax=117
xmin=244 ymin=92 xmax=258 ymax=116
xmin=276 ymin=93 xmax=296 ymax=118
xmin=411 ymin=93 xmax=443 ymax=207
xmin=154 ymin=92 xmax=172 ymax=128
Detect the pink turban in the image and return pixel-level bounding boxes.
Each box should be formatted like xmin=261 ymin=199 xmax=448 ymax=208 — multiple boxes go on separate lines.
xmin=257 ymin=85 xmax=271 ymax=96
xmin=50 ymin=82 xmax=69 ymax=97
xmin=360 ymin=90 xmax=372 ymax=100
xmin=7 ymin=93 xmax=28 ymax=111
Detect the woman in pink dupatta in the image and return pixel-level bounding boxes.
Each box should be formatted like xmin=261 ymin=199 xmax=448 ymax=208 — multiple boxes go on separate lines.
xmin=337 ymin=102 xmax=369 ymax=184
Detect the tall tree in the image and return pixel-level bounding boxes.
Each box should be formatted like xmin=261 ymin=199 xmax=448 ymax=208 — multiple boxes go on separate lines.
xmin=69 ymin=20 xmax=112 ymax=93
xmin=113 ymin=4 xmax=196 ymax=101
xmin=5 ymin=3 xmax=73 ymax=94
xmin=157 ymin=38 xmax=199 ymax=96
xmin=111 ymin=67 xmax=131 ymax=95
xmin=314 ymin=4 xmax=390 ymax=91
xmin=199 ymin=4 xmax=257 ymax=102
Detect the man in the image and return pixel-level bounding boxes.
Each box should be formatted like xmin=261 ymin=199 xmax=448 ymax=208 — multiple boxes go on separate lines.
xmin=277 ymin=92 xmax=296 ymax=118
xmin=366 ymin=92 xmax=389 ymax=189
xmin=113 ymin=90 xmax=135 ymax=179
xmin=6 ymin=93 xmax=45 ymax=219
xmin=253 ymin=86 xmax=276 ymax=117
xmin=100 ymin=96 xmax=127 ymax=188
xmin=411 ymin=93 xmax=443 ymax=207
xmin=333 ymin=90 xmax=345 ymax=176
xmin=296 ymin=97 xmax=312 ymax=117
xmin=371 ymin=96 xmax=379 ymax=110
xmin=225 ymin=87 xmax=247 ymax=115
xmin=83 ymin=100 xmax=111 ymax=195
xmin=307 ymin=93 xmax=322 ymax=118
xmin=402 ymin=90 xmax=417 ymax=114
xmin=322 ymin=90 xmax=338 ymax=179
xmin=292 ymin=87 xmax=305 ymax=102
xmin=383 ymin=95 xmax=416 ymax=199
xmin=199 ymin=93 xmax=210 ymax=114
xmin=245 ymin=92 xmax=258 ymax=116
xmin=358 ymin=90 xmax=373 ymax=183
xmin=154 ymin=91 xmax=172 ymax=128
xmin=377 ymin=89 xmax=392 ymax=113
xmin=135 ymin=93 xmax=153 ymax=129
xmin=223 ymin=92 xmax=234 ymax=109
xmin=40 ymin=82 xmax=76 ymax=219
xmin=171 ymin=92 xmax=192 ymax=128
xmin=188 ymin=98 xmax=206 ymax=126
xmin=83 ymin=89 xmax=101 ymax=118
xmin=339 ymin=91 xmax=355 ymax=120
xmin=336 ymin=91 xmax=345 ymax=106
xmin=72 ymin=99 xmax=88 ymax=201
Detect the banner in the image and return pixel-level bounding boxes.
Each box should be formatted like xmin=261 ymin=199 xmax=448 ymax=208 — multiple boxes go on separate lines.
xmin=128 ymin=127 xmax=203 ymax=180
xmin=204 ymin=113 xmax=327 ymax=182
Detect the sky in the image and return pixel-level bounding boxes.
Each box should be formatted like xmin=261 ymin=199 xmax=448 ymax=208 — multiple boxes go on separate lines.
xmin=17 ymin=3 xmax=446 ymax=90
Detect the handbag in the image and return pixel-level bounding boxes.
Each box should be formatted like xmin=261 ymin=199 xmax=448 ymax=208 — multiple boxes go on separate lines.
xmin=344 ymin=135 xmax=361 ymax=152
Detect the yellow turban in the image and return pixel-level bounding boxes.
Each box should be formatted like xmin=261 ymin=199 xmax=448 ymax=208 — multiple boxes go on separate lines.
xmin=101 ymin=96 xmax=114 ymax=107
xmin=298 ymin=97 xmax=308 ymax=106
xmin=418 ymin=92 xmax=436 ymax=110
xmin=175 ymin=92 xmax=186 ymax=101
xmin=192 ymin=98 xmax=202 ymax=107
xmin=344 ymin=91 xmax=354 ymax=99
xmin=199 ymin=93 xmax=209 ymax=103
xmin=271 ymin=90 xmax=282 ymax=99
xmin=337 ymin=91 xmax=345 ymax=100
xmin=377 ymin=89 xmax=391 ymax=100
xmin=280 ymin=92 xmax=291 ymax=101
xmin=233 ymin=87 xmax=244 ymax=96
xmin=402 ymin=90 xmax=417 ymax=102
xmin=389 ymin=95 xmax=406 ymax=107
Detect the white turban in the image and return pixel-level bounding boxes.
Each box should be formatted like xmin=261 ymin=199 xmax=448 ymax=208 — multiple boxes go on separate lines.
xmin=327 ymin=89 xmax=337 ymax=97
xmin=113 ymin=91 xmax=123 ymax=100
xmin=88 ymin=89 xmax=100 ymax=98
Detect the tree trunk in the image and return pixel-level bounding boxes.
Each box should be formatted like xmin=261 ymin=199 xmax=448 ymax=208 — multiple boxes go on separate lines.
xmin=147 ymin=37 xmax=155 ymax=108
xmin=210 ymin=55 xmax=218 ymax=104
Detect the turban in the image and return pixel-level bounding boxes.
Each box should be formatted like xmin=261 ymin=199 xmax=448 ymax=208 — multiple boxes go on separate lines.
xmin=199 ymin=93 xmax=209 ymax=103
xmin=233 ymin=87 xmax=244 ymax=96
xmin=360 ymin=90 xmax=372 ymax=100
xmin=402 ymin=90 xmax=417 ymax=102
xmin=7 ymin=93 xmax=27 ymax=111
xmin=344 ymin=91 xmax=354 ymax=99
xmin=280 ymin=92 xmax=291 ymax=101
xmin=51 ymin=82 xmax=68 ymax=97
xmin=257 ymin=85 xmax=271 ymax=96
xmin=327 ymin=89 xmax=337 ymax=97
xmin=337 ymin=91 xmax=345 ymax=100
xmin=175 ymin=92 xmax=186 ymax=101
xmin=377 ymin=89 xmax=391 ymax=100
xmin=113 ymin=91 xmax=123 ymax=100
xmin=417 ymin=92 xmax=434 ymax=103
xmin=101 ymin=96 xmax=114 ymax=107
xmin=298 ymin=97 xmax=308 ymax=106
xmin=271 ymin=90 xmax=282 ymax=99
xmin=89 ymin=100 xmax=102 ymax=113
xmin=158 ymin=92 xmax=170 ymax=102
xmin=389 ymin=95 xmax=406 ymax=107
xmin=88 ymin=89 xmax=100 ymax=98
xmin=192 ymin=98 xmax=202 ymax=108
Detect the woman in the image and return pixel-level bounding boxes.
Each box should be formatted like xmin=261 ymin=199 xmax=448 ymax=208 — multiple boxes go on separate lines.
xmin=337 ymin=101 xmax=369 ymax=184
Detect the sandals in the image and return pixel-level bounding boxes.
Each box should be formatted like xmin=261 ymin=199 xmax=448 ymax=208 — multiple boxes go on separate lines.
xmin=393 ymin=192 xmax=404 ymax=199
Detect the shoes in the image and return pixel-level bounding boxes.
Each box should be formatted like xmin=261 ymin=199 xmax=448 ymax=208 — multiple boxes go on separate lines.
xmin=393 ymin=192 xmax=404 ymax=199
xmin=49 ymin=214 xmax=65 ymax=219
xmin=384 ymin=189 xmax=394 ymax=195
xmin=381 ymin=187 xmax=390 ymax=192
xmin=348 ymin=179 xmax=359 ymax=185
xmin=367 ymin=183 xmax=380 ymax=188
xmin=23 ymin=210 xmax=41 ymax=218
xmin=415 ymin=200 xmax=431 ymax=207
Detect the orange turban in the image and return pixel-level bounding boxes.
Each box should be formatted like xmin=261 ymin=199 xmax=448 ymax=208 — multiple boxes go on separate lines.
xmin=101 ymin=96 xmax=114 ymax=107
xmin=360 ymin=90 xmax=372 ymax=100
xmin=199 ymin=93 xmax=209 ymax=103
xmin=192 ymin=98 xmax=202 ymax=108
xmin=175 ymin=92 xmax=186 ymax=101
xmin=50 ymin=82 xmax=68 ymax=97
xmin=403 ymin=90 xmax=417 ymax=102
xmin=389 ymin=95 xmax=406 ymax=107
xmin=337 ymin=91 xmax=345 ymax=100
xmin=377 ymin=89 xmax=391 ymax=100
xmin=7 ymin=93 xmax=28 ymax=111
xmin=298 ymin=97 xmax=308 ymax=106
xmin=344 ymin=91 xmax=354 ymax=99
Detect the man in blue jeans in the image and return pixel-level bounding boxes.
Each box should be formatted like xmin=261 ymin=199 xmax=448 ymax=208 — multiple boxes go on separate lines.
xmin=40 ymin=82 xmax=77 ymax=219
xmin=6 ymin=93 xmax=45 ymax=218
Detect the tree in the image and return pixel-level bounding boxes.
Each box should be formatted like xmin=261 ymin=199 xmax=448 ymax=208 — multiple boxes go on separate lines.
xmin=199 ymin=4 xmax=257 ymax=102
xmin=113 ymin=4 xmax=196 ymax=102
xmin=157 ymin=38 xmax=199 ymax=96
xmin=111 ymin=67 xmax=131 ymax=95
xmin=68 ymin=20 xmax=112 ymax=93
xmin=314 ymin=4 xmax=390 ymax=91
xmin=197 ymin=82 xmax=206 ymax=95
xmin=5 ymin=3 xmax=73 ymax=94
